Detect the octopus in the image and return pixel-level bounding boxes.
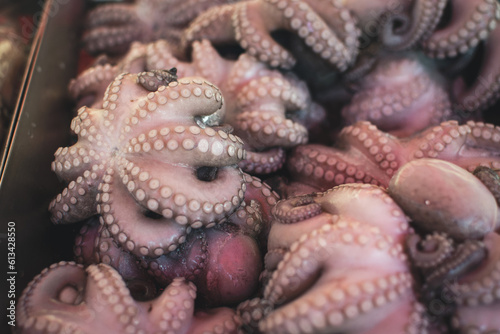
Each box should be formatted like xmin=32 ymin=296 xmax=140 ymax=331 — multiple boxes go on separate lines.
xmin=181 ymin=0 xmax=459 ymax=71
xmin=389 ymin=159 xmax=500 ymax=333
xmin=418 ymin=0 xmax=500 ymax=115
xmin=49 ymin=71 xmax=279 ymax=305
xmin=287 ymin=120 xmax=500 ymax=191
xmin=341 ymin=52 xmax=452 ymax=137
xmin=82 ymin=0 xmax=239 ymax=55
xmin=73 ymin=173 xmax=279 ymax=306
xmin=14 ymin=0 xmax=500 ymax=333
xmin=237 ymin=183 xmax=427 ymax=333
xmin=16 ymin=261 xmax=242 ymax=334
xmin=70 ymin=39 xmax=324 ymax=174
xmin=182 ymin=0 xmax=361 ymax=70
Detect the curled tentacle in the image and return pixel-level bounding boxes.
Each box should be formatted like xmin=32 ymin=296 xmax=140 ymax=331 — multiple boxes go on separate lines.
xmin=423 ymin=239 xmax=487 ymax=291
xmin=382 ymin=0 xmax=447 ymax=51
xmin=406 ymin=232 xmax=455 ymax=270
xmin=272 ymin=194 xmax=322 ymax=224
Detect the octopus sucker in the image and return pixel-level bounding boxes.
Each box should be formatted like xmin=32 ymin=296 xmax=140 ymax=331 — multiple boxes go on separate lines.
xmin=341 ymin=54 xmax=452 ymax=137
xmin=421 ymin=0 xmax=500 ymax=59
xmin=454 ymin=22 xmax=500 ymax=114
xmin=16 ymin=1 xmax=500 ymax=332
xmin=242 ymin=183 xmax=421 ymax=333
xmin=183 ymin=0 xmax=360 ymax=70
xmin=287 ymin=120 xmax=500 ymax=192
xmin=83 ymin=0 xmax=238 ymax=55
xmin=70 ymin=38 xmax=321 ymax=174
xmin=16 ymin=261 xmax=241 ymax=334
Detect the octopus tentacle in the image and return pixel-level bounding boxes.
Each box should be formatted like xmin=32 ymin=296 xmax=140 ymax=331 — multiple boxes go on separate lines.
xmin=75 ymin=220 xmax=158 ymax=300
xmin=447 ymin=121 xmax=500 ymax=172
xmin=239 ymin=147 xmax=286 ymax=174
xmin=184 ymin=0 xmax=359 ymax=70
xmin=84 ymin=0 xmax=237 ymax=55
xmin=474 ymin=165 xmax=500 ymax=205
xmin=272 ymin=194 xmax=322 ymax=224
xmin=137 ymin=68 xmax=178 ymax=91
xmin=454 ymin=23 xmax=500 ymax=113
xmin=69 ymin=64 xmax=118 ymax=108
xmin=71 ymin=39 xmax=317 ymax=175
xmin=382 ymin=0 xmax=447 ymax=50
xmin=182 ymin=4 xmax=236 ymax=48
xmin=17 ymin=261 xmax=241 ymax=334
xmin=120 ymin=78 xmax=226 ymax=132
xmin=85 ymin=4 xmax=137 ymax=28
xmin=421 ymin=0 xmax=500 ymax=58
xmin=318 ymin=184 xmax=410 ymax=238
xmin=261 ymin=220 xmax=412 ymax=333
xmin=287 ymin=120 xmax=500 ymax=192
xmin=142 ymin=229 xmax=209 ymax=284
xmin=122 ymin=125 xmax=245 ymax=167
xmin=288 ymin=122 xmax=402 ymax=190
xmin=146 ymin=40 xmax=194 ymax=75
xmin=235 ymin=110 xmax=308 ymax=149
xmin=84 ymin=25 xmax=145 ymax=55
xmin=406 ymin=232 xmax=454 ymax=269
xmin=341 ymin=55 xmax=452 ymax=137
xmin=51 ymin=142 xmax=103 ymax=182
xmin=423 ymin=239 xmax=486 ymax=291
xmin=450 ymin=233 xmax=500 ymax=333
xmin=116 ymin=157 xmax=246 ymax=230
xmin=98 ymin=167 xmax=189 ymax=258
xmin=49 ymin=170 xmax=100 ymax=224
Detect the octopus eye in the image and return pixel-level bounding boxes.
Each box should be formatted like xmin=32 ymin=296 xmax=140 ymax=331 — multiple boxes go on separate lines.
xmin=196 ymin=166 xmax=218 ymax=182
xmin=143 ymin=210 xmax=163 ymax=220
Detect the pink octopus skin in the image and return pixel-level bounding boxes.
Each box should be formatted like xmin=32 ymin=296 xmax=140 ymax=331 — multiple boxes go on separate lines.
xmin=287 ymin=120 xmax=500 ymax=191
xmin=70 ymin=39 xmax=324 ymax=174
xmin=16 ymin=261 xmax=242 ymax=334
xmin=237 ymin=183 xmax=427 ymax=334
xmin=388 ymin=159 xmax=500 ymax=240
xmin=74 ymin=174 xmax=280 ymax=307
xmin=83 ymin=0 xmax=239 ymax=55
xmin=341 ymin=53 xmax=452 ymax=137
